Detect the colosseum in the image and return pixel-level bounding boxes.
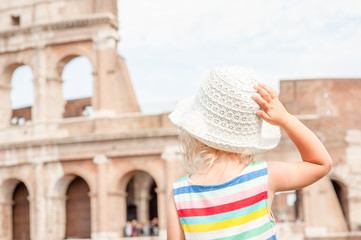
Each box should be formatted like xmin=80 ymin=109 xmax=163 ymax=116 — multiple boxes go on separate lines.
xmin=0 ymin=0 xmax=361 ymax=240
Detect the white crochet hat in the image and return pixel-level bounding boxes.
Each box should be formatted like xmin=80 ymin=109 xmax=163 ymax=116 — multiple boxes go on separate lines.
xmin=169 ymin=66 xmax=281 ymax=154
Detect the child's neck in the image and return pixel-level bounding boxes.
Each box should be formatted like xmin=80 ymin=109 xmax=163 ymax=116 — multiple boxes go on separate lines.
xmin=189 ymin=157 xmax=248 ymax=186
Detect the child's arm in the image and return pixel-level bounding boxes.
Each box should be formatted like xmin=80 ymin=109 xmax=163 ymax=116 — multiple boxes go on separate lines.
xmin=252 ymin=83 xmax=332 ymax=193
xmin=167 ymin=189 xmax=185 ymax=240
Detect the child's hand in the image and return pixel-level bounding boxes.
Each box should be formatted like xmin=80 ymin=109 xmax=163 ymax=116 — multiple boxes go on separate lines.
xmin=252 ymin=84 xmax=332 ymax=195
xmin=252 ymin=83 xmax=291 ymax=128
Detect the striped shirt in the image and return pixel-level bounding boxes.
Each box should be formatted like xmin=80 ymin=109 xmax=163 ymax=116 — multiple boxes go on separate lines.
xmin=173 ymin=161 xmax=276 ymax=240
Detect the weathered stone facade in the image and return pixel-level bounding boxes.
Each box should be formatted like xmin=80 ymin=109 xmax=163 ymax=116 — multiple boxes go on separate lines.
xmin=1 ymin=0 xmax=361 ymax=240
xmin=270 ymin=79 xmax=361 ymax=239
xmin=0 ymin=0 xmax=184 ymax=239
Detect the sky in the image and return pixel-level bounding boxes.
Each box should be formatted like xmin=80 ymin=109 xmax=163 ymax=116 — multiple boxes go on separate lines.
xmin=117 ymin=0 xmax=361 ymax=113
xmin=10 ymin=0 xmax=361 ymax=113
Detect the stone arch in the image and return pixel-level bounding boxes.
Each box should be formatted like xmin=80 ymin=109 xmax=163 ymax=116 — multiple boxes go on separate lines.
xmin=1 ymin=63 xmax=24 ymax=86
xmin=0 ymin=178 xmax=32 ymax=240
xmin=0 ymin=51 xmax=36 ymax=87
xmin=61 ymin=56 xmax=93 ymax=118
xmin=47 ymin=173 xmax=93 ymax=240
xmin=49 ymin=175 xmax=77 ymax=198
xmin=111 ymin=166 xmax=163 ymax=195
xmin=108 ymin=165 xmax=165 ymax=237
xmin=65 ymin=176 xmax=91 ymax=238
xmin=10 ymin=65 xmax=34 ymax=125
xmin=329 ymin=165 xmax=352 ymax=185
xmin=12 ymin=182 xmax=30 ymax=240
xmin=330 ymin=178 xmax=350 ymax=230
xmin=122 ymin=170 xmax=159 ymax=237
xmin=50 ymin=167 xmax=95 ymax=197
xmin=55 ymin=47 xmax=95 ymax=77
xmin=125 ymin=172 xmax=157 ymax=216
xmin=0 ymin=178 xmax=33 ymax=203
xmin=119 ymin=170 xmax=160 ymax=194
xmin=62 ymin=57 xmax=93 ymax=98
xmin=54 ymin=49 xmax=95 ymax=119
xmin=0 ymin=62 xmax=35 ymax=127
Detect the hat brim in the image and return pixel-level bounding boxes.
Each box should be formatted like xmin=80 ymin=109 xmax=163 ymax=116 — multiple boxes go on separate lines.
xmin=169 ymin=96 xmax=281 ymax=154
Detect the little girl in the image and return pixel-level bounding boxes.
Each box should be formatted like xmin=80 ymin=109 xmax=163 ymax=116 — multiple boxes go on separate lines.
xmin=167 ymin=66 xmax=332 ymax=240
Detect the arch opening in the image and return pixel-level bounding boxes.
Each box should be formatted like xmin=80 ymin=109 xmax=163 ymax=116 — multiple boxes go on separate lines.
xmin=331 ymin=179 xmax=350 ymax=230
xmin=65 ymin=176 xmax=91 ymax=238
xmin=10 ymin=65 xmax=34 ymax=126
xmin=61 ymin=56 xmax=93 ymax=118
xmin=124 ymin=171 xmax=158 ymax=237
xmin=272 ymin=190 xmax=302 ymax=223
xmin=12 ymin=182 xmax=30 ymax=240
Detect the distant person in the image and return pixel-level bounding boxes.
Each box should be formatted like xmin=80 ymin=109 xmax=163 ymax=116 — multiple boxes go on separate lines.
xmin=143 ymin=220 xmax=151 ymax=236
xmin=125 ymin=221 xmax=132 ymax=237
xmin=135 ymin=221 xmax=144 ymax=236
xmin=167 ymin=66 xmax=332 ymax=239
xmin=151 ymin=217 xmax=159 ymax=236
xmin=131 ymin=219 xmax=137 ymax=236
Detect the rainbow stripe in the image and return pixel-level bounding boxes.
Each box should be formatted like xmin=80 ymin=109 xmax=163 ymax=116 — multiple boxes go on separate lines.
xmin=173 ymin=161 xmax=276 ymax=240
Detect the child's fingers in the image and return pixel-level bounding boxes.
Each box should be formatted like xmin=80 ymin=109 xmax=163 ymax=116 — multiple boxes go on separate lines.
xmin=258 ymin=83 xmax=277 ymax=98
xmin=254 ymin=84 xmax=271 ymax=102
xmin=252 ymin=94 xmax=269 ymax=111
xmin=256 ymin=110 xmax=271 ymax=122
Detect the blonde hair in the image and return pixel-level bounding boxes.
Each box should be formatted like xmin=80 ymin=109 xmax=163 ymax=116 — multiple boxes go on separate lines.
xmin=179 ymin=130 xmax=255 ymax=174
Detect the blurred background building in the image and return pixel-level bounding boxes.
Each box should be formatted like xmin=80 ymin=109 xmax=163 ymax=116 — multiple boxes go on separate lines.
xmin=268 ymin=79 xmax=361 ymax=240
xmin=0 ymin=0 xmax=360 ymax=240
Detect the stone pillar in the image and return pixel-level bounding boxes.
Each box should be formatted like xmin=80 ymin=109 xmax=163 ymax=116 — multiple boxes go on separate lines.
xmin=303 ymin=177 xmax=348 ymax=237
xmin=156 ymin=188 xmax=167 ymax=239
xmin=31 ymin=46 xmax=64 ymax=124
xmin=0 ymin=201 xmax=13 ymax=240
xmin=0 ymin=83 xmax=12 ymax=128
xmin=31 ymin=163 xmax=47 ymax=240
xmin=160 ymin=145 xmax=185 ymax=239
xmin=46 ymin=172 xmax=74 ymax=240
xmin=92 ymin=31 xmax=118 ymax=117
xmin=32 ymin=48 xmax=47 ymax=124
xmin=114 ymin=55 xmax=140 ymax=112
xmin=28 ymin=195 xmax=36 ymax=240
xmin=92 ymin=154 xmax=117 ymax=239
xmin=33 ymin=76 xmax=64 ymax=124
xmin=46 ymin=196 xmax=66 ymax=240
xmin=92 ymin=29 xmax=139 ymax=116
xmin=348 ymin=195 xmax=361 ymax=231
xmin=136 ymin=191 xmax=151 ymax=224
xmin=44 ymin=76 xmax=64 ymax=121
xmin=89 ymin=192 xmax=98 ymax=238
xmin=345 ymin=129 xmax=361 ymax=231
xmin=108 ymin=190 xmax=127 ymax=237
xmin=133 ymin=173 xmax=152 ymax=223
